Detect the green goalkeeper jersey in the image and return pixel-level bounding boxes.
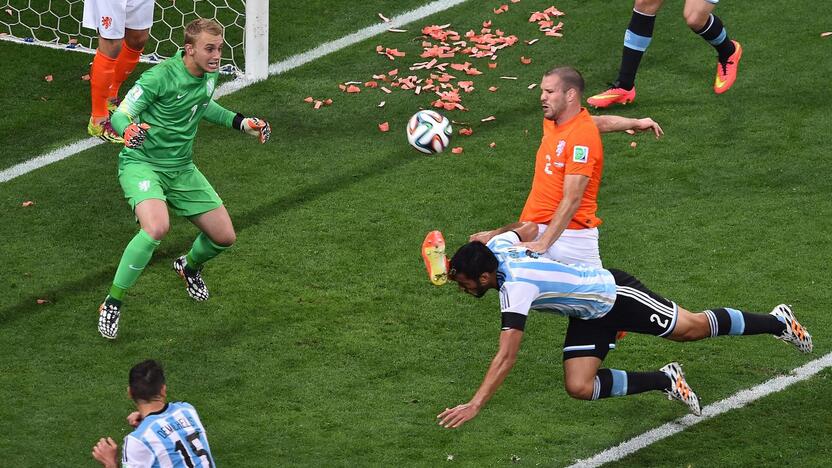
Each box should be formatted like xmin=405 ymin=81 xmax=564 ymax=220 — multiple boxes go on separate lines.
xmin=111 ymin=51 xmax=236 ymax=171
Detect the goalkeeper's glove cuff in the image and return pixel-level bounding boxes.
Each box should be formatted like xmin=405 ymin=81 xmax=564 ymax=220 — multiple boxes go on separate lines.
xmin=232 ymin=112 xmax=245 ymax=131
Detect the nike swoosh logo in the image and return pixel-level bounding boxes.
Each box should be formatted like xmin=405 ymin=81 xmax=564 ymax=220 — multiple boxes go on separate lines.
xmin=714 ymin=77 xmax=727 ymax=88
xmin=177 ymin=94 xmax=186 ymax=99
xmin=128 ymin=264 xmax=144 ymax=271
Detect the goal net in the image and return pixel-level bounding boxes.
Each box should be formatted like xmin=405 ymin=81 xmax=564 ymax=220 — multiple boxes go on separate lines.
xmin=0 ymin=0 xmax=268 ymax=79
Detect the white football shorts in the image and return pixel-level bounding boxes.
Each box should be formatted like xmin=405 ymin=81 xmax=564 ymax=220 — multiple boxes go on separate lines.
xmin=536 ymin=224 xmax=602 ymax=268
xmin=82 ymin=0 xmax=155 ymax=39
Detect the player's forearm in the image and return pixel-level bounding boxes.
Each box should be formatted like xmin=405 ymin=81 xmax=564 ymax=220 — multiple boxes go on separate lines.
xmin=539 ymin=197 xmax=580 ymax=248
xmin=204 ymin=100 xmax=237 ymax=128
xmin=470 ymin=352 xmax=517 ymax=408
xmin=592 ymin=115 xmax=638 ymax=133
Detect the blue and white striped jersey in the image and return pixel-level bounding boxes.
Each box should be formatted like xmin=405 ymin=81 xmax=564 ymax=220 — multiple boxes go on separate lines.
xmin=122 ymin=402 xmax=214 ymax=468
xmin=486 ymin=232 xmax=617 ymax=328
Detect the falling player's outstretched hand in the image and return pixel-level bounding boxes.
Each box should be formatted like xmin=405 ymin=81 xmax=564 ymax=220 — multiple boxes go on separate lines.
xmin=437 ymin=402 xmax=480 ymax=429
xmin=240 ymin=117 xmax=271 ymax=144
xmin=91 ymin=437 xmax=118 ymax=468
xmin=124 ymin=123 xmax=150 ymax=149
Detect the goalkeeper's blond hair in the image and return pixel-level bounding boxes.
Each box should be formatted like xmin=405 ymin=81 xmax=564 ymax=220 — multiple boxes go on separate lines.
xmin=184 ymin=18 xmax=224 ymax=44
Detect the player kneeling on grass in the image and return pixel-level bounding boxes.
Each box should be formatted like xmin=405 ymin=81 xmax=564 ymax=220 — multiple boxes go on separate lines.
xmin=98 ymin=18 xmax=271 ymax=340
xmin=92 ymin=360 xmax=216 ymax=467
xmin=437 ymin=222 xmax=812 ymax=428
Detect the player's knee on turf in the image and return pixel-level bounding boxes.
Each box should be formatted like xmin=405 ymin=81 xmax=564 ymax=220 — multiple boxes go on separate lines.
xmin=210 ymin=229 xmax=236 ymax=247
xmin=564 ymin=377 xmax=595 ymax=400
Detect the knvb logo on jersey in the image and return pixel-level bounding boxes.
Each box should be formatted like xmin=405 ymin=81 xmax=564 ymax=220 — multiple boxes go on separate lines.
xmin=101 ymin=16 xmax=112 ymax=29
xmin=138 ymin=180 xmax=151 ymax=192
xmin=573 ymin=145 xmax=589 ymax=163
xmin=556 ymin=139 xmax=566 ymax=157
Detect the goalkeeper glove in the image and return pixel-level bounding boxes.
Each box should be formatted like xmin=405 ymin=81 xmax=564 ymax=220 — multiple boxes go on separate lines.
xmin=124 ymin=123 xmax=150 ymax=149
xmin=234 ymin=115 xmax=271 ymax=144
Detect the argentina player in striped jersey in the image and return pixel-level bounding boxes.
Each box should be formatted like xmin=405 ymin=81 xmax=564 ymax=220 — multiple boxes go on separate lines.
xmin=92 ymin=360 xmax=215 ymax=468
xmin=437 ymin=223 xmax=813 ymax=428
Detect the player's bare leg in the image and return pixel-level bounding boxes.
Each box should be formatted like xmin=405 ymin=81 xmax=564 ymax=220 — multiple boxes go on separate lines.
xmin=174 ymin=206 xmax=236 ymax=301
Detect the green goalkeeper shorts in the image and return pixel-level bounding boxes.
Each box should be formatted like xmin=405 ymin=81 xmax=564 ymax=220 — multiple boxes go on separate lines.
xmin=119 ymin=162 xmax=223 ymax=217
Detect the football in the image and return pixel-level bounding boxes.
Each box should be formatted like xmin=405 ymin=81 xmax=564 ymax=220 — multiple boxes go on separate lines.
xmin=406 ymin=110 xmax=453 ymax=154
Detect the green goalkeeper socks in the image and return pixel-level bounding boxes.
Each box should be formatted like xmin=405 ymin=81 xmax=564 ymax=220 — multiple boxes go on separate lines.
xmin=185 ymin=232 xmax=229 ymax=271
xmin=111 ymin=229 xmax=161 ymax=298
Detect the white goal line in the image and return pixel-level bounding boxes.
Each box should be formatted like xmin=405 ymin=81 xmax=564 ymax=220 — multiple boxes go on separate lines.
xmin=0 ymin=0 xmax=470 ymax=184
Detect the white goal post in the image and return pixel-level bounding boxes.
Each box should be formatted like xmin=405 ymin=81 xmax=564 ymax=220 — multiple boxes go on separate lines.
xmin=0 ymin=0 xmax=269 ymax=80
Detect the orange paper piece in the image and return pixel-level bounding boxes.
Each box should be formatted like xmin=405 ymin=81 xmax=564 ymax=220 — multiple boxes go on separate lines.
xmin=488 ymin=86 xmax=498 ymax=92
xmin=313 ymin=100 xmax=323 ymax=109
xmin=483 ymin=20 xmax=492 ymax=28
xmin=44 ymin=75 xmax=53 ymax=82
xmin=21 ymin=200 xmax=35 ymax=207
xmin=459 ymin=128 xmax=473 ymax=136
xmin=36 ymin=299 xmax=49 ymax=305
xmin=388 ymin=68 xmax=399 ymax=76
xmin=451 ymin=147 xmax=464 ymax=154
xmin=81 ymin=74 xmax=91 ymax=81
xmin=303 ymin=96 xmax=314 ymax=103
xmin=378 ymin=122 xmax=390 ymax=132
xmin=345 ymin=85 xmax=361 ymax=93
xmin=364 ymin=81 xmax=379 ymax=88
xmin=380 ymin=86 xmax=392 ymax=94
xmin=630 ymin=141 xmax=638 ymax=148
xmin=493 ymin=5 xmax=509 ymax=14
xmin=488 ymin=62 xmax=497 ymax=69
xmin=489 ymin=142 xmax=496 ymax=148
xmin=520 ymin=56 xmax=532 ymax=64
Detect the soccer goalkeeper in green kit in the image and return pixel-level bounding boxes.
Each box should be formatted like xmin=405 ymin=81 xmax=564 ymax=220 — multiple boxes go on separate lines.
xmin=98 ymin=18 xmax=271 ymax=339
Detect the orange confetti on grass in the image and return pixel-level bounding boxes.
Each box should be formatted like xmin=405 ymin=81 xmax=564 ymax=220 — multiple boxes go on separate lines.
xmin=493 ymin=5 xmax=509 ymax=14
xmin=378 ymin=122 xmax=390 ymax=132
xmin=488 ymin=62 xmax=497 ymax=69
xmin=324 ymin=98 xmax=333 ymax=105
xmin=313 ymin=100 xmax=323 ymax=109
xmin=303 ymin=96 xmax=314 ymax=103
xmin=489 ymin=142 xmax=496 ymax=148
xmin=451 ymin=147 xmax=464 ymax=154
xmin=488 ymin=86 xmax=498 ymax=92
xmin=345 ymin=85 xmax=361 ymax=93
xmin=520 ymin=56 xmax=532 ymax=64
xmin=21 ymin=200 xmax=34 ymax=207
xmin=364 ymin=81 xmax=379 ymax=88
xmin=44 ymin=75 xmax=53 ymax=82
xmin=459 ymin=128 xmax=473 ymax=136
xmin=81 ymin=74 xmax=91 ymax=81
xmin=483 ymin=20 xmax=492 ymax=28
xmin=630 ymin=141 xmax=638 ymax=148
xmin=36 ymin=299 xmax=49 ymax=305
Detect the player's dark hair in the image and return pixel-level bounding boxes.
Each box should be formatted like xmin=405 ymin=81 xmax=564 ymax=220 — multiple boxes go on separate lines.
xmin=449 ymin=241 xmax=498 ymax=280
xmin=544 ymin=66 xmax=585 ymax=95
xmin=129 ymin=360 xmax=166 ymax=402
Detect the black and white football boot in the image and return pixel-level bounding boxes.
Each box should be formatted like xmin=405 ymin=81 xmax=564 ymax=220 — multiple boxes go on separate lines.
xmin=98 ymin=296 xmax=122 ymax=340
xmin=660 ymin=362 xmax=702 ymax=416
xmin=173 ymin=256 xmax=209 ymax=301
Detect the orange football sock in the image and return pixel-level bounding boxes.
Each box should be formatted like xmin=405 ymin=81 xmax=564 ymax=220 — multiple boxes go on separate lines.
xmin=90 ymin=50 xmax=117 ymax=120
xmin=108 ymin=42 xmax=143 ymax=100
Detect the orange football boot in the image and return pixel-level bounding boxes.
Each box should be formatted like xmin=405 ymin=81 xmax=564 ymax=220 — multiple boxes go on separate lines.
xmin=586 ymin=85 xmax=636 ymax=108
xmin=421 ymin=230 xmax=448 ymax=286
xmin=714 ymin=40 xmax=742 ymax=94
